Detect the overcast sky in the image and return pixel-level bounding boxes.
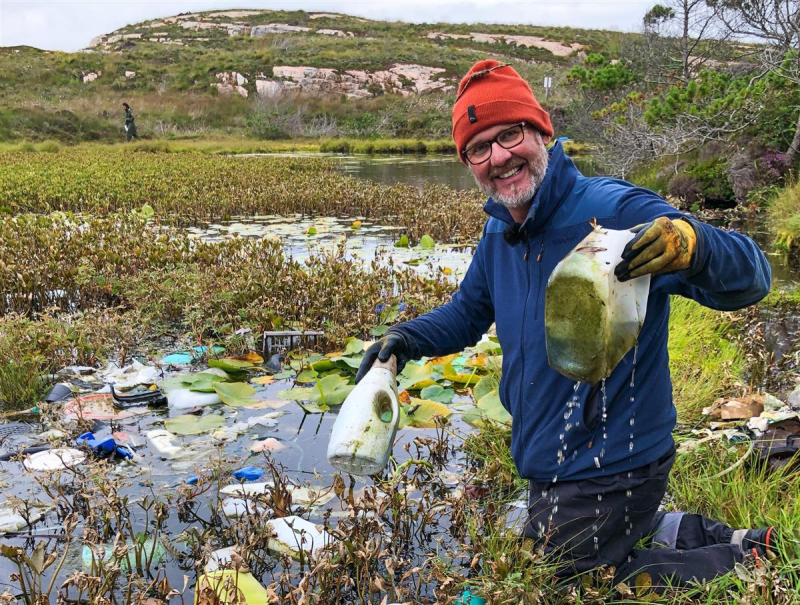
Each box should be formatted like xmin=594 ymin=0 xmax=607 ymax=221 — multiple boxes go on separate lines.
xmin=1 ymin=0 xmax=656 ymax=52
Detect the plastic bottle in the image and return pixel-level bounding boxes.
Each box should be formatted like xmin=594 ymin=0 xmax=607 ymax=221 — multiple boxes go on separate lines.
xmin=545 ymin=226 xmax=650 ymax=384
xmin=327 ymin=356 xmax=399 ymax=475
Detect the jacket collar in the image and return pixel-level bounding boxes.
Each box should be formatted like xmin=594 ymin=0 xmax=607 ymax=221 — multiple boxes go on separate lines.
xmin=483 ymin=141 xmax=579 ymax=235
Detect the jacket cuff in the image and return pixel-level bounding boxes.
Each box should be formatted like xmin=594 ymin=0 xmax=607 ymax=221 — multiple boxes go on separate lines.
xmin=677 ymin=217 xmax=707 ymax=280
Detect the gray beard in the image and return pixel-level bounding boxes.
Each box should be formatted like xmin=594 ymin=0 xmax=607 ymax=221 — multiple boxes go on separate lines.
xmin=475 ymin=142 xmax=550 ymax=210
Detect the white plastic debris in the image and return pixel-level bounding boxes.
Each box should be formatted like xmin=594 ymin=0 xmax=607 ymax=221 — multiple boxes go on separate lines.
xmin=146 ymin=429 xmax=182 ymax=457
xmin=266 ymin=515 xmax=331 ymax=559
xmin=221 ymin=482 xmax=335 ymax=506
xmin=0 ymin=506 xmax=44 ymax=534
xmin=102 ymin=360 xmax=161 ymax=389
xmin=545 ymin=226 xmax=650 ymax=384
xmin=166 ymin=388 xmax=222 ymax=409
xmin=221 ymin=497 xmax=268 ymax=518
xmin=23 ymin=448 xmax=86 ymax=471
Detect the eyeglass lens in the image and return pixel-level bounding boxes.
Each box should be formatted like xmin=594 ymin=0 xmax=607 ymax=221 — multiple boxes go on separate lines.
xmin=465 ymin=124 xmax=525 ymax=164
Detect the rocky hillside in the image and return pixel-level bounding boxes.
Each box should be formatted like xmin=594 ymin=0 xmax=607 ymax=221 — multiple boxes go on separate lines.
xmin=0 ymin=9 xmax=636 ymax=142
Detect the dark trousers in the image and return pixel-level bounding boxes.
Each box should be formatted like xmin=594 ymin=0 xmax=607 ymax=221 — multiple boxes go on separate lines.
xmin=524 ymin=445 xmax=745 ymax=587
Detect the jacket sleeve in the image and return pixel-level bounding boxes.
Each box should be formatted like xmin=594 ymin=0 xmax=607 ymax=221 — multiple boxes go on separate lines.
xmin=388 ymin=227 xmax=495 ymax=359
xmin=616 ymin=188 xmax=771 ymax=311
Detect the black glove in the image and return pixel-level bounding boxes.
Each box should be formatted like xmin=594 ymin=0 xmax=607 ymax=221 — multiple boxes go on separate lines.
xmin=355 ymin=332 xmax=412 ymax=383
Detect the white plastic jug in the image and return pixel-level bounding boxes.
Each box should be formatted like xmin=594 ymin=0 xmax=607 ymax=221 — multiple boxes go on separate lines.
xmin=545 ymin=225 xmax=650 ymax=384
xmin=327 ymin=356 xmax=400 ymax=476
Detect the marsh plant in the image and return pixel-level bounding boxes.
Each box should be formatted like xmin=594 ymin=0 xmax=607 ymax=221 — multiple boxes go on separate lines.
xmin=0 ymin=151 xmax=485 ymax=244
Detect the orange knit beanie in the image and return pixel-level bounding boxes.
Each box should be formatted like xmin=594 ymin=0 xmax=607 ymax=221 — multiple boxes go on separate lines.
xmin=452 ymin=60 xmax=553 ymax=163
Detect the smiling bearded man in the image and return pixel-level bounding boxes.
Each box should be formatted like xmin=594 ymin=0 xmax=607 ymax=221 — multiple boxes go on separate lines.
xmin=355 ymin=59 xmax=779 ymax=591
xmin=470 ymin=125 xmax=550 ymax=209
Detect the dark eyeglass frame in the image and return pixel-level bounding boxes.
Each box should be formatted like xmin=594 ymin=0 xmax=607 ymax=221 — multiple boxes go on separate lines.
xmin=462 ymin=122 xmax=528 ymax=165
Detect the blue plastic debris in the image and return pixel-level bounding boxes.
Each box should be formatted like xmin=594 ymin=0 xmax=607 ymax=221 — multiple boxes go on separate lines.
xmin=77 ymin=432 xmax=133 ymax=459
xmin=232 ymin=466 xmax=264 ymax=482
xmin=186 ymin=475 xmax=199 ymax=485
xmin=456 ymin=590 xmax=486 ymax=605
xmin=160 ymin=345 xmax=225 ymax=365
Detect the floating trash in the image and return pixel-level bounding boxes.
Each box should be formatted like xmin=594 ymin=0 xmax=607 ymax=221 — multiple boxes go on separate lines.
xmin=24 ymin=448 xmax=86 ymax=471
xmin=265 ymin=515 xmax=331 ymax=560
xmin=0 ymin=506 xmax=44 ymax=534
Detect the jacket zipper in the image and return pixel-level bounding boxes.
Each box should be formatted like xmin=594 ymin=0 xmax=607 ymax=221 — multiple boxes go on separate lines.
xmin=519 ymin=236 xmax=531 ymax=402
xmin=533 ymin=238 xmax=545 ymax=320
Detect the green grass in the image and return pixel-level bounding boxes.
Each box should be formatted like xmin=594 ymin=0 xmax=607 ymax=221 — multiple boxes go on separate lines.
xmin=668 ymin=297 xmax=747 ymax=422
xmin=766 ymin=178 xmax=800 ymax=252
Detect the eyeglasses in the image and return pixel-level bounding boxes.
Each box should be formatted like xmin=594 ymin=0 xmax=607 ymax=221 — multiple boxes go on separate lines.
xmin=463 ymin=122 xmax=527 ymax=165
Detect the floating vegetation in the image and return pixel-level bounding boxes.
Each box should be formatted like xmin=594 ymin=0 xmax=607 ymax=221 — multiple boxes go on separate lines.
xmin=0 ymin=211 xmax=457 ymax=345
xmin=0 ymin=151 xmax=485 ymax=244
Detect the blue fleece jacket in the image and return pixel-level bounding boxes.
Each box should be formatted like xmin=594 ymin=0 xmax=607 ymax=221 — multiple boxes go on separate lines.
xmin=391 ymin=142 xmax=771 ymax=482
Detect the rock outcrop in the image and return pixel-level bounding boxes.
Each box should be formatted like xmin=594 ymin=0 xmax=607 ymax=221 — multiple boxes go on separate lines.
xmin=215 ymin=72 xmax=248 ymax=97
xmin=427 ymin=31 xmax=584 ymax=57
xmin=253 ymin=64 xmax=451 ymax=99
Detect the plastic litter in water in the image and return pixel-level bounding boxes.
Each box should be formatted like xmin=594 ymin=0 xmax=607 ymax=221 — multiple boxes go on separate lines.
xmin=231 ymin=466 xmax=264 ymax=482
xmin=23 ymin=448 xmax=86 ymax=471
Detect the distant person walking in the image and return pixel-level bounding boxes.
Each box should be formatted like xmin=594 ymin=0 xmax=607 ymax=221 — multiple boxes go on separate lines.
xmin=122 ymin=102 xmax=138 ymax=142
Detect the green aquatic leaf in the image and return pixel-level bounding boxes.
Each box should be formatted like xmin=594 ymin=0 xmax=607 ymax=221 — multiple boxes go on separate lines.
xmin=213 ymin=381 xmax=256 ymax=407
xmin=397 ymin=362 xmax=434 ymax=391
xmin=271 ymin=369 xmax=296 ymax=380
xmin=403 ymin=259 xmax=423 ymax=266
xmin=420 ymin=384 xmax=455 ymax=404
xmin=329 ymin=355 xmax=364 ymax=370
xmin=443 ymin=362 xmax=481 ymax=385
xmin=394 ymin=235 xmax=409 ymax=248
xmin=419 ymin=234 xmax=435 ymax=249
xmin=188 ymin=373 xmax=227 ymax=392
xmin=295 ymin=369 xmax=317 ymax=383
xmin=371 ymin=325 xmax=389 ymax=336
xmin=473 ymin=375 xmax=498 ymax=402
xmin=209 ymin=358 xmax=254 ymax=373
xmin=344 ymin=338 xmax=365 ymax=355
xmin=399 ymin=397 xmax=452 ymax=429
xmin=476 ymin=389 xmax=512 ymax=426
xmin=165 ymin=414 xmax=225 ymax=435
xmin=309 ymin=358 xmax=337 ymax=372
xmin=277 ymin=374 xmax=354 ymax=408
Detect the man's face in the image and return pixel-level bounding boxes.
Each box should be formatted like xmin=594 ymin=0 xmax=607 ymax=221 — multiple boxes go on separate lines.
xmin=466 ymin=123 xmax=551 ymax=209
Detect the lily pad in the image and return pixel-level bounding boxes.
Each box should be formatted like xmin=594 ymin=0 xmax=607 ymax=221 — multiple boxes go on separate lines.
xmin=473 ymin=375 xmax=498 ymax=402
xmin=420 ymin=385 xmax=455 ymax=404
xmin=400 ymin=398 xmax=452 ymax=429
xmin=397 ymin=362 xmax=435 ymax=391
xmin=228 ymin=352 xmax=264 ymax=364
xmin=371 ymin=325 xmax=389 ymax=336
xmin=272 ymin=370 xmax=296 ymax=380
xmin=276 ymin=374 xmax=354 ymax=409
xmin=213 ymin=382 xmax=257 ymax=407
xmin=394 ymin=235 xmax=409 ymax=248
xmin=443 ymin=362 xmax=481 ymax=385
xmin=165 ymin=414 xmax=226 ymax=435
xmin=188 ymin=374 xmax=227 ymax=393
xmin=419 ymin=234 xmax=435 ymax=250
xmin=464 ymin=388 xmax=512 ymax=427
xmin=209 ymin=358 xmax=254 ymax=374
xmin=344 ymin=338 xmax=365 ymax=356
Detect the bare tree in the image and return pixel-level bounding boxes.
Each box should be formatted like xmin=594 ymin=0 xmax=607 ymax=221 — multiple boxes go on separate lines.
xmin=639 ymin=0 xmax=730 ymax=84
xmin=593 ymin=93 xmax=762 ymax=177
xmin=715 ymin=0 xmax=800 ymax=163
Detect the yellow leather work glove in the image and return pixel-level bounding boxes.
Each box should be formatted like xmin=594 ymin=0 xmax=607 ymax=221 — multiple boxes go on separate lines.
xmin=614 ymin=217 xmax=697 ymax=282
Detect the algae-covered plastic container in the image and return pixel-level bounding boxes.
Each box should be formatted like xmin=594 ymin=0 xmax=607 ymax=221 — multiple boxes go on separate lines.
xmin=545 ymin=226 xmax=650 ymax=384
